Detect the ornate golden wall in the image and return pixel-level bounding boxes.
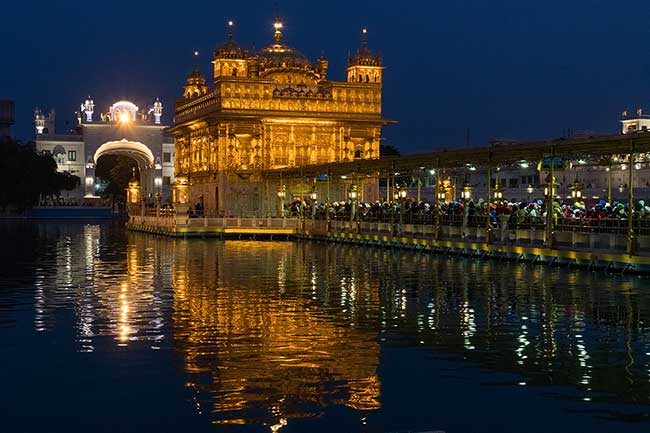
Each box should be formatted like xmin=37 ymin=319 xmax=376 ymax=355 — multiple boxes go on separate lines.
xmin=169 ymin=22 xmax=389 ymax=215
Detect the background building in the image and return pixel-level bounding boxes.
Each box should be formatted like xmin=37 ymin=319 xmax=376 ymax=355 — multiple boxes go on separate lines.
xmin=169 ymin=19 xmax=391 ymax=216
xmin=35 ymin=98 xmax=174 ymax=203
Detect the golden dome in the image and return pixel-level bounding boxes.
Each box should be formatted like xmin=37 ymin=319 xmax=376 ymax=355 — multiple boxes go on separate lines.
xmin=257 ymin=18 xmax=312 ymax=70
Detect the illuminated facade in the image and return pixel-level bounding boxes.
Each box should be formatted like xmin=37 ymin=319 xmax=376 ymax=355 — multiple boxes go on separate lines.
xmin=169 ymin=19 xmax=390 ymax=216
xmin=35 ymin=98 xmax=174 ymax=202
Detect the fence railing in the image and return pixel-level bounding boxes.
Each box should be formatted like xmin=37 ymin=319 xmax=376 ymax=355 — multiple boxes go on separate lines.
xmin=127 ymin=213 xmax=650 ymax=255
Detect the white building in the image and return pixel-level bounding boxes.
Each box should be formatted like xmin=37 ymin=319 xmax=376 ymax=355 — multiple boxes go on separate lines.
xmin=35 ymin=97 xmax=174 ymax=203
xmin=621 ymin=108 xmax=650 ymax=134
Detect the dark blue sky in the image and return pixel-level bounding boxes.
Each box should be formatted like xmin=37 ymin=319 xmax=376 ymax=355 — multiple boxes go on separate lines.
xmin=2 ymin=0 xmax=650 ymax=153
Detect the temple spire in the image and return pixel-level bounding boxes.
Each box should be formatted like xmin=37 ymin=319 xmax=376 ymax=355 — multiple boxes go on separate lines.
xmin=227 ymin=20 xmax=234 ymax=42
xmin=362 ymin=28 xmax=367 ymax=49
xmin=193 ymin=50 xmax=199 ymax=69
xmin=273 ymin=17 xmax=283 ymax=44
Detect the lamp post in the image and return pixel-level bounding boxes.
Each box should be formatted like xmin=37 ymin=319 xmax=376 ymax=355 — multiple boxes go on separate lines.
xmin=627 ymin=148 xmax=635 ymax=257
xmin=543 ymin=179 xmax=557 ymax=199
xmin=437 ymin=183 xmax=446 ymax=203
xmin=432 ymin=164 xmax=441 ymax=240
xmin=606 ymin=166 xmax=612 ymax=203
xmin=460 ymin=180 xmax=472 ymax=237
xmin=155 ymin=191 xmax=161 ymax=222
xmin=493 ymin=182 xmax=503 ymax=201
xmin=348 ymin=184 xmax=358 ymax=231
xmin=310 ymin=189 xmax=317 ymax=219
xmin=397 ymin=185 xmax=407 ymax=233
xmin=543 ymin=170 xmax=557 ymax=249
xmin=277 ymin=185 xmax=286 ymax=218
xmin=570 ymin=179 xmax=583 ymax=200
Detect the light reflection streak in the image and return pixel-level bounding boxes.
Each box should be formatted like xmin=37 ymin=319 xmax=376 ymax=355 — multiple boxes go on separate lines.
xmin=18 ymin=225 xmax=650 ymax=427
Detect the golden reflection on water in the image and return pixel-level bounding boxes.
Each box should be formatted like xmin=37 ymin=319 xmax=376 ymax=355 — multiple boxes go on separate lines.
xmin=22 ymin=224 xmax=650 ymax=428
xmin=168 ymin=240 xmax=381 ymax=427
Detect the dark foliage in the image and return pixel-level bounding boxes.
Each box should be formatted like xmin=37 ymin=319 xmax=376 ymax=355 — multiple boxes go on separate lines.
xmin=95 ymin=154 xmax=139 ymax=199
xmin=0 ymin=137 xmax=80 ymax=210
xmin=380 ymin=144 xmax=401 ymax=157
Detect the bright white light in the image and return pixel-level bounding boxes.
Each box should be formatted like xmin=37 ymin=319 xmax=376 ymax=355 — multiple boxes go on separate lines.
xmin=85 ymin=177 xmax=94 ymax=186
xmin=154 ymin=177 xmax=162 ymax=187
xmin=119 ymin=112 xmax=130 ymax=123
xmin=519 ymin=161 xmax=529 ymax=168
xmin=428 ymin=169 xmax=435 ymax=175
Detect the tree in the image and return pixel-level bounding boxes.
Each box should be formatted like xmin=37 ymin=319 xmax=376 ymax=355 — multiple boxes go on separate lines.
xmin=380 ymin=143 xmax=401 ymax=158
xmin=0 ymin=137 xmax=80 ymax=210
xmin=95 ymin=154 xmax=139 ymax=200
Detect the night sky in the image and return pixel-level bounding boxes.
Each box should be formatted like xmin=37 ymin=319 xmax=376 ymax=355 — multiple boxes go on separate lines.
xmin=3 ymin=0 xmax=650 ymax=153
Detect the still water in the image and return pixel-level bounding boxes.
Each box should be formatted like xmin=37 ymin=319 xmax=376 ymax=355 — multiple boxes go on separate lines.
xmin=2 ymin=221 xmax=650 ymax=433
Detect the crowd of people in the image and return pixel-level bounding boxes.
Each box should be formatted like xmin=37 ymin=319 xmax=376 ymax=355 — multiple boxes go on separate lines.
xmin=283 ymin=197 xmax=650 ymax=229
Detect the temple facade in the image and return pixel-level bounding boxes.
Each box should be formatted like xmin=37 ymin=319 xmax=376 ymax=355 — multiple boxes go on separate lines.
xmin=169 ymin=19 xmax=391 ymax=216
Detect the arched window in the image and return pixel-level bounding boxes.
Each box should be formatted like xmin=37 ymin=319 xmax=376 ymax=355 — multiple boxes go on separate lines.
xmin=365 ymin=74 xmax=370 ymax=82
xmin=232 ymin=67 xmax=238 ymax=76
xmin=354 ymin=149 xmax=362 ymax=159
xmin=358 ymin=74 xmax=363 ymax=82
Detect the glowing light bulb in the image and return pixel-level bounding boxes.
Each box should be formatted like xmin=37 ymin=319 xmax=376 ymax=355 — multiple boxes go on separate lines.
xmin=119 ymin=112 xmax=130 ymax=123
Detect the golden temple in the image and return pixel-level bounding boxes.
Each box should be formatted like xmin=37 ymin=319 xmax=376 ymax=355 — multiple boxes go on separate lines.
xmin=169 ymin=18 xmax=391 ymax=216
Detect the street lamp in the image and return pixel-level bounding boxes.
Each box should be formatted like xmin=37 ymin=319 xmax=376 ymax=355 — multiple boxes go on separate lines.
xmin=570 ymin=179 xmax=583 ymax=199
xmin=348 ymin=184 xmax=359 ymax=226
xmin=543 ymin=176 xmax=557 ymax=198
xmin=309 ymin=189 xmax=317 ymax=218
xmin=277 ymin=185 xmax=286 ymax=217
xmin=527 ymin=184 xmax=533 ymax=194
xmin=437 ymin=183 xmax=446 ymax=202
xmin=460 ymin=180 xmax=472 ymax=201
xmin=395 ymin=184 xmax=408 ymax=232
xmin=493 ymin=182 xmax=503 ymax=200
xmin=348 ymin=184 xmax=358 ymax=200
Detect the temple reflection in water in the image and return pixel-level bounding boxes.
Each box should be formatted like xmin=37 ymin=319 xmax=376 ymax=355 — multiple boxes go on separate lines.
xmin=169 ymin=240 xmax=382 ymax=426
xmin=22 ymin=223 xmax=650 ymax=429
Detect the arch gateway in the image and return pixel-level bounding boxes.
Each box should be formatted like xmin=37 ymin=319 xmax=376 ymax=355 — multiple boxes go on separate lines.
xmin=35 ymin=99 xmax=175 ymax=204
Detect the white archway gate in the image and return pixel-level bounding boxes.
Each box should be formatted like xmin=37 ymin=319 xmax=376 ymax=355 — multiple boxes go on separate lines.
xmin=86 ymin=138 xmax=160 ymax=199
